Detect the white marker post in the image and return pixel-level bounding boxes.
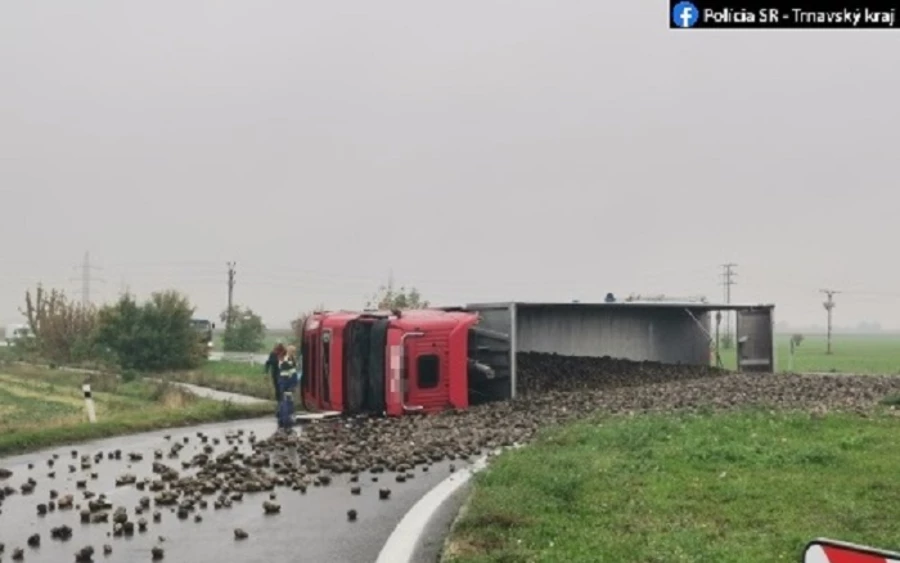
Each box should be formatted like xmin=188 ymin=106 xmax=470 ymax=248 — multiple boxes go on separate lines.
xmin=82 ymin=384 xmax=97 ymax=423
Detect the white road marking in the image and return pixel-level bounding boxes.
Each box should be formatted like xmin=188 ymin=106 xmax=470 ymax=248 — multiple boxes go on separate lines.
xmin=375 ymin=455 xmax=490 ymax=563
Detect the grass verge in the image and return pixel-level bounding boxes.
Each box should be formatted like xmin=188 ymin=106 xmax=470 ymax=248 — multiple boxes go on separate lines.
xmin=157 ymin=360 xmax=275 ymax=400
xmin=444 ymin=408 xmax=900 ymax=563
xmin=0 ymin=364 xmax=273 ymax=457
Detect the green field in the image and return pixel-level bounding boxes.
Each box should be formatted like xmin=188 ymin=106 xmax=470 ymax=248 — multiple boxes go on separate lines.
xmin=445 ymin=409 xmax=900 ymax=563
xmin=0 ymin=364 xmax=272 ymax=456
xmin=714 ymin=333 xmax=900 ymax=374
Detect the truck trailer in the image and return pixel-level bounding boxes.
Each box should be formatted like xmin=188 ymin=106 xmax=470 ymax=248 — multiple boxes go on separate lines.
xmin=300 ymin=308 xmax=507 ymax=416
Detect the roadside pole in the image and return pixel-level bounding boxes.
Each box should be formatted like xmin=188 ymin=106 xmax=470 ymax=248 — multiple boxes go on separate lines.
xmin=82 ymin=383 xmax=97 ymax=423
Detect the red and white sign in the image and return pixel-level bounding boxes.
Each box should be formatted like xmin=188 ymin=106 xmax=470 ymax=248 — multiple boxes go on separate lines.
xmin=804 ymin=539 xmax=900 ymax=563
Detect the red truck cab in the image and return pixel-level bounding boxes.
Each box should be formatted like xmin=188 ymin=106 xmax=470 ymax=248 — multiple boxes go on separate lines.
xmin=301 ymin=309 xmax=484 ymax=416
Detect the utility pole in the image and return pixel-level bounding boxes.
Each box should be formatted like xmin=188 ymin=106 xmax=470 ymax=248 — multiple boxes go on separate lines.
xmin=720 ymin=263 xmax=737 ymax=347
xmin=714 ymin=310 xmax=723 ymax=368
xmin=226 ymin=262 xmax=236 ymax=331
xmin=70 ymin=252 xmax=104 ymax=307
xmin=820 ymin=289 xmax=840 ymax=355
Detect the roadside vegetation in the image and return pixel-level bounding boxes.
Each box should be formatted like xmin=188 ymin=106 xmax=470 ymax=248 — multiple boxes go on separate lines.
xmin=12 ymin=283 xmax=267 ymax=370
xmin=444 ymin=408 xmax=900 ymax=563
xmin=16 ymin=285 xmax=208 ymax=371
xmin=0 ymin=284 xmax=276 ymax=456
xmin=0 ymin=363 xmax=271 ymax=457
xmin=218 ymin=304 xmax=267 ymax=352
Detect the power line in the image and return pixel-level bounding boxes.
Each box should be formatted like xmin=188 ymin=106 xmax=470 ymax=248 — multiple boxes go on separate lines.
xmin=820 ymin=288 xmax=840 ymax=355
xmin=839 ymin=290 xmax=900 ymax=298
xmin=3 ymin=259 xmax=723 ymax=295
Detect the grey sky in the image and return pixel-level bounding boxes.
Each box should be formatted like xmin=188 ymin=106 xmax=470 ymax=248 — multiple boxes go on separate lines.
xmin=2 ymin=1 xmax=899 ymax=329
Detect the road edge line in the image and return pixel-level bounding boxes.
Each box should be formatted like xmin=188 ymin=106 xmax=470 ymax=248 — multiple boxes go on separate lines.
xmin=375 ymin=455 xmax=490 ymax=563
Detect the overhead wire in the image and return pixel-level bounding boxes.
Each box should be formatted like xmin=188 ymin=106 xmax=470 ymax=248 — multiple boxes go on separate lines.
xmin=2 ymin=261 xmax=724 ymax=296
xmin=5 ymin=259 xmax=900 ymax=314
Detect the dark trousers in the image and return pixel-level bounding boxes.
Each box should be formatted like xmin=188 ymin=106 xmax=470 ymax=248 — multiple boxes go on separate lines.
xmin=271 ymin=374 xmax=283 ymax=403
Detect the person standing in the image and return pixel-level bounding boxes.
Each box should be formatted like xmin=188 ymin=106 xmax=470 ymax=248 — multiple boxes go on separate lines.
xmin=279 ymin=345 xmax=299 ymax=401
xmin=280 ymin=345 xmax=298 ymax=378
xmin=265 ymin=343 xmax=287 ymax=403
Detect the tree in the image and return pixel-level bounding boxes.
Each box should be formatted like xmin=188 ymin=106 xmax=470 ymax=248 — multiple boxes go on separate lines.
xmin=791 ymin=333 xmax=804 ymax=347
xmin=95 ymin=290 xmax=204 ymax=371
xmin=220 ymin=305 xmax=266 ymax=352
xmin=365 ymin=279 xmax=429 ymax=310
xmin=20 ymin=284 xmax=99 ymax=364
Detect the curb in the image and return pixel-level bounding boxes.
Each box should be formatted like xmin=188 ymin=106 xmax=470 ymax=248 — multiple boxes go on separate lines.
xmin=375 ymin=454 xmax=492 ymax=563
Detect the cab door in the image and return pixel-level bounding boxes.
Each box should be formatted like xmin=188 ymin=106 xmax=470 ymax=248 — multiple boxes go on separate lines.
xmin=406 ymin=338 xmax=449 ymax=412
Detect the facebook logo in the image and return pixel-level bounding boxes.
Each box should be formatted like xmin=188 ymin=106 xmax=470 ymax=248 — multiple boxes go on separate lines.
xmin=672 ymin=1 xmax=699 ymax=27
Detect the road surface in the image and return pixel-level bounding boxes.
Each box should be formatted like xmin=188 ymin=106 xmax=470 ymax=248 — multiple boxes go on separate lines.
xmin=0 ymin=418 xmax=469 ymax=563
xmin=152 ymin=380 xmax=272 ymax=405
xmin=207 ymin=351 xmax=268 ymax=364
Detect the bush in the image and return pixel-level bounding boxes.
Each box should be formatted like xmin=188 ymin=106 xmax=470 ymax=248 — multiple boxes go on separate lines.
xmin=94 ymin=290 xmax=204 ymax=372
xmin=220 ymin=305 xmax=266 ymax=352
xmin=20 ymin=285 xmax=100 ymax=364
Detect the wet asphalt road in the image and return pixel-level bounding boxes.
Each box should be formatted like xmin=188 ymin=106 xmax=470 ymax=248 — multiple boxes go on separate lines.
xmin=0 ymin=417 xmax=470 ymax=563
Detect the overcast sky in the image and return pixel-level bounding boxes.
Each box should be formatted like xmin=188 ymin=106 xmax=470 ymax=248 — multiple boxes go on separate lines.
xmin=2 ymin=1 xmax=899 ymax=330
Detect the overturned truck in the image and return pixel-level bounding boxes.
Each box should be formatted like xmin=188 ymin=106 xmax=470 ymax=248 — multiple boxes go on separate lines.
xmin=300 ymin=301 xmax=775 ymax=417
xmin=300 ymin=308 xmax=511 ymax=416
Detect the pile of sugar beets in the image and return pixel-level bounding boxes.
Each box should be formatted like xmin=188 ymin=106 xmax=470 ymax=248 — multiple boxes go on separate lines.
xmin=2 ymin=352 xmax=900 ymax=561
